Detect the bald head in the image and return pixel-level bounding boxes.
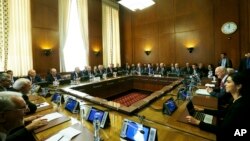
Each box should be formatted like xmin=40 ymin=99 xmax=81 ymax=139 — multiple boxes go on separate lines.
xmin=215 ymin=66 xmax=227 ymax=79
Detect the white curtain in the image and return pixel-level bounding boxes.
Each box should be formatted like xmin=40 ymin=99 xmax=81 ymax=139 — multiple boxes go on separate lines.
xmin=0 ymin=0 xmax=9 ymax=71
xmin=102 ymin=0 xmax=121 ymax=67
xmin=77 ymin=0 xmax=89 ymax=65
xmin=7 ymin=0 xmax=32 ymax=76
xmin=59 ymin=0 xmax=72 ymax=72
xmin=59 ymin=0 xmax=89 ymax=72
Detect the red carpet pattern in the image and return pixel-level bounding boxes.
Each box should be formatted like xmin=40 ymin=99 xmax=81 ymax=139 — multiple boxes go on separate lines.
xmin=113 ymin=92 xmax=148 ymax=107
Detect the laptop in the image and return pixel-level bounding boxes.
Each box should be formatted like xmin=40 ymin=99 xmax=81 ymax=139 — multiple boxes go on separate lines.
xmin=83 ymin=106 xmax=110 ymax=128
xmin=162 ymin=97 xmax=178 ymax=115
xmin=120 ymin=119 xmax=157 ymax=141
xmin=186 ymin=101 xmax=213 ymax=124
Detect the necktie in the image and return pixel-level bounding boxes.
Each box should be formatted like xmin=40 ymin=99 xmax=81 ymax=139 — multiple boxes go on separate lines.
xmin=220 ymin=81 xmax=224 ymax=89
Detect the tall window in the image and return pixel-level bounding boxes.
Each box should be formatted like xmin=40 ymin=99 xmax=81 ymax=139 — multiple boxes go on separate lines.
xmin=7 ymin=0 xmax=33 ymax=76
xmin=102 ymin=0 xmax=120 ymax=67
xmin=59 ymin=0 xmax=89 ymax=72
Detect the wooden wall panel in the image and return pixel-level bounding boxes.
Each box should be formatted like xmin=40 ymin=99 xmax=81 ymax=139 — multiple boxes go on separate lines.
xmin=88 ymin=0 xmax=103 ymax=67
xmin=30 ymin=0 xmax=250 ymax=75
xmin=120 ymin=8 xmax=133 ymax=65
xmin=31 ymin=0 xmax=59 ymax=78
xmin=120 ymin=0 xmax=244 ymax=68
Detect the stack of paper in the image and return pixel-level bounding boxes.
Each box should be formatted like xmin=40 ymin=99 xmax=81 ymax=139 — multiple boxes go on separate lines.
xmin=205 ymin=83 xmax=215 ymax=87
xmin=195 ymin=89 xmax=210 ymax=96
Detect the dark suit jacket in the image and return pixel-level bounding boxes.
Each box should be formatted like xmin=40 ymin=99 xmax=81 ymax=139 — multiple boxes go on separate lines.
xmin=6 ymin=126 xmax=35 ymax=141
xmin=70 ymin=71 xmax=83 ymax=80
xmin=26 ymin=75 xmax=42 ymax=84
xmin=22 ymin=94 xmax=37 ymax=114
xmin=198 ymin=97 xmax=249 ymax=141
xmin=45 ymin=74 xmax=62 ymax=83
xmin=239 ymin=57 xmax=250 ymax=72
xmin=218 ymin=58 xmax=232 ymax=68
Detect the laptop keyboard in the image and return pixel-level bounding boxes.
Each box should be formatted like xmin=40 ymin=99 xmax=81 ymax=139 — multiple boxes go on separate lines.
xmin=195 ymin=112 xmax=213 ymax=124
xmin=195 ymin=112 xmax=205 ymax=121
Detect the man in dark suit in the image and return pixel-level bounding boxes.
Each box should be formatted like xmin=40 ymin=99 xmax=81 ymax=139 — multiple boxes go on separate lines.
xmin=12 ymin=78 xmax=37 ymax=114
xmin=70 ymin=67 xmax=83 ymax=80
xmin=218 ymin=53 xmax=232 ymax=68
xmin=239 ymin=52 xmax=250 ymax=73
xmin=6 ymin=70 xmax=18 ymax=85
xmin=26 ymin=69 xmax=42 ymax=84
xmin=181 ymin=62 xmax=192 ymax=75
xmin=0 ymin=73 xmax=14 ymax=91
xmin=45 ymin=68 xmax=62 ymax=83
xmin=0 ymin=91 xmax=48 ymax=141
xmin=206 ymin=66 xmax=232 ymax=108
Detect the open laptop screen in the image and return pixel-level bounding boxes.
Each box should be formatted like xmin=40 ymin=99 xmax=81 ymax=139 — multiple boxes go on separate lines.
xmin=120 ymin=119 xmax=157 ymax=141
xmin=125 ymin=121 xmax=150 ymax=141
xmin=163 ymin=97 xmax=178 ymax=115
xmin=65 ymin=98 xmax=78 ymax=112
xmin=87 ymin=108 xmax=104 ymax=123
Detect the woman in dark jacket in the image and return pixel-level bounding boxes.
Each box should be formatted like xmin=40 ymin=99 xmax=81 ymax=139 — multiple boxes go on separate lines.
xmin=186 ymin=72 xmax=250 ymax=141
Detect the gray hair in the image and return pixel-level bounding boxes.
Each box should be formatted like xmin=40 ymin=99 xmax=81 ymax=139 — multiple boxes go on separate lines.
xmin=0 ymin=73 xmax=10 ymax=81
xmin=13 ymin=78 xmax=31 ymax=90
xmin=0 ymin=91 xmax=22 ymax=112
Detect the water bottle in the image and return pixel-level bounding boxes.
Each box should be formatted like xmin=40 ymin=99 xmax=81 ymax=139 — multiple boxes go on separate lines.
xmin=56 ymin=95 xmax=61 ymax=112
xmin=93 ymin=112 xmax=101 ymax=141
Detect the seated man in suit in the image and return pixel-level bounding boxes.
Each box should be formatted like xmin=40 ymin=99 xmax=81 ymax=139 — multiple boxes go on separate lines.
xmin=12 ymin=78 xmax=37 ymax=114
xmin=0 ymin=73 xmax=15 ymax=92
xmin=26 ymin=69 xmax=42 ymax=84
xmin=206 ymin=66 xmax=232 ymax=108
xmin=70 ymin=67 xmax=83 ymax=80
xmin=106 ymin=63 xmax=115 ymax=77
xmin=6 ymin=70 xmax=18 ymax=85
xmin=46 ymin=68 xmax=62 ymax=83
xmin=181 ymin=62 xmax=192 ymax=75
xmin=0 ymin=91 xmax=48 ymax=141
xmin=94 ymin=65 xmax=106 ymax=78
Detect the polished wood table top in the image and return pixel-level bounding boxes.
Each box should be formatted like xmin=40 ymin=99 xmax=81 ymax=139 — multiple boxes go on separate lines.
xmin=29 ymin=76 xmax=216 ymax=141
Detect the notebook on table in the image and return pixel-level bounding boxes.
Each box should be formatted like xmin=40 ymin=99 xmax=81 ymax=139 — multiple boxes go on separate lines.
xmin=33 ymin=112 xmax=70 ymax=133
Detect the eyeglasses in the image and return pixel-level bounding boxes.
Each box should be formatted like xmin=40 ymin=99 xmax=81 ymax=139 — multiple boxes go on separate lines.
xmin=4 ymin=105 xmax=30 ymax=113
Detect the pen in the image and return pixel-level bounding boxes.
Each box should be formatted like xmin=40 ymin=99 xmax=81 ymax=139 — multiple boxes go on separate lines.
xmin=57 ymin=135 xmax=64 ymax=141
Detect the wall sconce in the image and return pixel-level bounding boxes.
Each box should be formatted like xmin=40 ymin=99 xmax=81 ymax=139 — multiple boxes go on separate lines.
xmin=144 ymin=50 xmax=151 ymax=55
xmin=187 ymin=47 xmax=194 ymax=53
xmin=93 ymin=50 xmax=100 ymax=56
xmin=42 ymin=49 xmax=52 ymax=56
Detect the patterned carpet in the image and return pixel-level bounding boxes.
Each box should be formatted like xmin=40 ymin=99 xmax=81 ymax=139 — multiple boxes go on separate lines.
xmin=112 ymin=92 xmax=148 ymax=107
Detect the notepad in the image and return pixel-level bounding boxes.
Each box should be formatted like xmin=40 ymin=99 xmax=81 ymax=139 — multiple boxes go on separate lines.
xmin=36 ymin=102 xmax=50 ymax=108
xmin=45 ymin=127 xmax=81 ymax=141
xmin=195 ymin=89 xmax=210 ymax=96
xmin=40 ymin=112 xmax=63 ymax=122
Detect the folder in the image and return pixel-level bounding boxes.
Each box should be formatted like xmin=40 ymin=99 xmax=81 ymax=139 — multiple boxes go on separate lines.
xmin=33 ymin=113 xmax=70 ymax=133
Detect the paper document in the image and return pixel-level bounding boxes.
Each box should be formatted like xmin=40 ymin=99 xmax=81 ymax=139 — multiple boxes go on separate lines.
xmin=205 ymin=83 xmax=215 ymax=87
xmin=36 ymin=102 xmax=49 ymax=108
xmin=195 ymin=89 xmax=210 ymax=96
xmin=40 ymin=112 xmax=63 ymax=122
xmin=45 ymin=127 xmax=81 ymax=141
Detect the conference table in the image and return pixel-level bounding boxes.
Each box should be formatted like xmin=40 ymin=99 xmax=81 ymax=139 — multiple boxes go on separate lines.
xmin=29 ymin=75 xmax=217 ymax=141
